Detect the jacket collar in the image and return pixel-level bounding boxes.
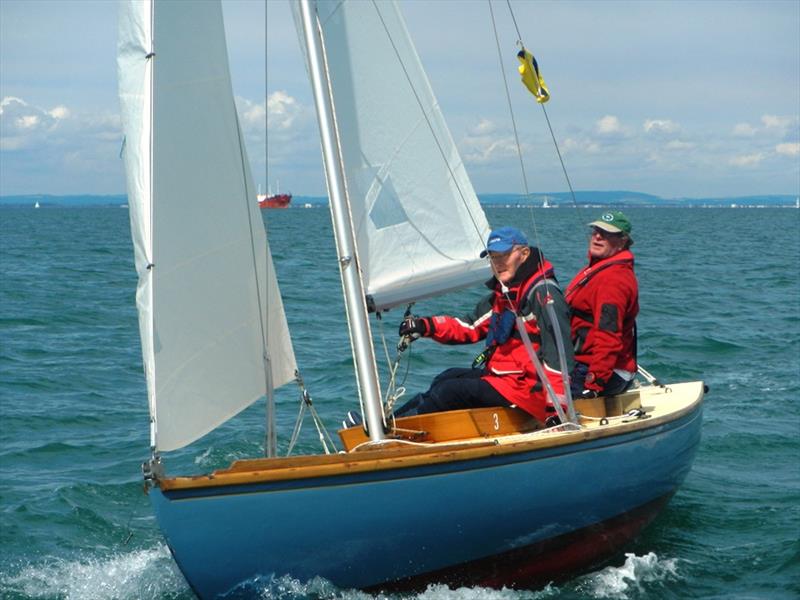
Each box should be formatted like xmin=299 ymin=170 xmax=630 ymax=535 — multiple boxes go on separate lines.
xmin=588 ymin=248 xmax=635 ymax=268
xmin=484 ymin=246 xmax=550 ymax=291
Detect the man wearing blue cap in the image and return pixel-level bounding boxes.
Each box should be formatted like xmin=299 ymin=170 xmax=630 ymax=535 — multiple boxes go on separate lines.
xmin=389 ymin=226 xmax=574 ymax=425
xmin=565 ymin=211 xmax=639 ymax=398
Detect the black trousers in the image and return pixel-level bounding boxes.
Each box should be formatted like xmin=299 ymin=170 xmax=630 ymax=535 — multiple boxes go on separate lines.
xmin=393 ymin=367 xmax=510 ymax=417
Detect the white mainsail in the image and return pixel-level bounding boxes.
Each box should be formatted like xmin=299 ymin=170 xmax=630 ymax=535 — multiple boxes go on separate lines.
xmin=305 ymin=1 xmax=491 ymax=311
xmin=117 ymin=0 xmax=297 ymax=452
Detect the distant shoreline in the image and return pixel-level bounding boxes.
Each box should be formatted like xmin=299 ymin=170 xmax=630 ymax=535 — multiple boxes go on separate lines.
xmin=1 ymin=192 xmax=797 ymax=208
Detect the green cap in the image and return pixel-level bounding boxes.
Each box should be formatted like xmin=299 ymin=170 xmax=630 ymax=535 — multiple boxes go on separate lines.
xmin=588 ymin=211 xmax=632 ymax=236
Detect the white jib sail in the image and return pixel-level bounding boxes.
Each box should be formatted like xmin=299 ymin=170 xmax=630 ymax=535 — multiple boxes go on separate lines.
xmin=308 ymin=0 xmax=491 ymax=311
xmin=117 ymin=0 xmax=297 ymax=452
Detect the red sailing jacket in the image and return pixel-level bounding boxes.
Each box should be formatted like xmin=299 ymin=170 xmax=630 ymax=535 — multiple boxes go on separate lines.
xmin=565 ymin=250 xmax=638 ymax=393
xmin=427 ymin=252 xmax=572 ymax=423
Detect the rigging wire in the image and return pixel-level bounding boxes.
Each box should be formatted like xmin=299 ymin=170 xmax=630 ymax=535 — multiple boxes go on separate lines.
xmin=265 ymin=1 xmax=332 ymax=454
xmin=369 ymin=0 xmax=491 ymax=256
xmin=286 ymin=372 xmax=339 ymax=456
xmin=488 ymin=0 xmax=579 ymax=420
xmin=500 ymin=2 xmax=658 ymax=394
xmin=374 ymin=310 xmax=413 ymax=418
xmin=356 ymin=1 xmax=584 ymax=427
xmin=368 ymin=0 xmax=519 ymax=302
xmin=234 ymin=105 xmax=277 ymax=457
xmin=366 ymin=0 xmax=578 ymax=422
xmin=505 ymin=0 xmax=523 ymax=40
xmin=503 ymin=0 xmax=581 ymax=216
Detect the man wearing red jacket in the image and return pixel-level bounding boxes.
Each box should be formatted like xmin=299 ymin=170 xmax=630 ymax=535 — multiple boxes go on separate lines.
xmin=565 ymin=211 xmax=638 ymax=399
xmin=391 ymin=226 xmax=573 ymax=424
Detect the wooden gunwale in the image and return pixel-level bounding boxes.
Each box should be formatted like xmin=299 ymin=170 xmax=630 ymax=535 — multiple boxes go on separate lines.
xmin=157 ymin=382 xmax=703 ymax=492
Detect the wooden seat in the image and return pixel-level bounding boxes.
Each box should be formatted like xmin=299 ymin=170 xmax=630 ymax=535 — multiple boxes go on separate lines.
xmin=338 ymin=391 xmax=643 ymax=452
xmin=338 ymin=405 xmax=542 ymax=451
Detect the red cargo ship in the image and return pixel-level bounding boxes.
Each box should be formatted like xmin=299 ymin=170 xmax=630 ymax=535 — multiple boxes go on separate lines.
xmin=257 ymin=192 xmax=292 ymax=209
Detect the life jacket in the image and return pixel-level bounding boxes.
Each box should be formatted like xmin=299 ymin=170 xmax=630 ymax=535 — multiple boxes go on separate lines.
xmin=429 ymin=249 xmax=569 ymax=422
xmin=565 ymin=253 xmax=634 ymax=351
xmin=565 ymin=250 xmax=638 ymax=386
xmin=485 ymin=266 xmax=556 ymax=349
xmin=481 ymin=260 xmax=567 ymax=421
xmin=565 ymin=253 xmax=635 ymax=301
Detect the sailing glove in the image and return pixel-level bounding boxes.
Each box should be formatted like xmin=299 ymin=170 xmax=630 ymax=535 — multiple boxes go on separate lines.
xmin=583 ymin=371 xmax=604 ymax=396
xmin=399 ymin=317 xmax=432 ymax=339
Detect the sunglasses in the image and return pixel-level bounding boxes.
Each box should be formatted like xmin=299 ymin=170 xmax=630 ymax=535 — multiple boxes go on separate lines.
xmin=590 ymin=227 xmax=623 ymax=239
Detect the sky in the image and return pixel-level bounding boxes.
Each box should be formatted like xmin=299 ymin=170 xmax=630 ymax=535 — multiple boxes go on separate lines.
xmin=1 ymin=0 xmax=798 ymax=199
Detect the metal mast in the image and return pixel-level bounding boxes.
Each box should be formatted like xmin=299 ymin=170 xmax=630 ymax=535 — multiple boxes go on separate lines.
xmin=298 ymin=0 xmax=385 ymax=442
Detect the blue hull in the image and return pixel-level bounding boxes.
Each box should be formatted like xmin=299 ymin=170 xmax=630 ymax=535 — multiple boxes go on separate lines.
xmin=151 ymin=404 xmax=702 ymax=598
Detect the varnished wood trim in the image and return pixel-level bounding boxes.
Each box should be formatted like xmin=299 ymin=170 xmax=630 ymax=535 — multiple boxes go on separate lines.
xmin=338 ymin=405 xmax=541 ymax=451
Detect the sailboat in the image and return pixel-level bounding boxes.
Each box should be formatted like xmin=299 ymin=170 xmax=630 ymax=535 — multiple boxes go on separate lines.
xmin=117 ymin=1 xmax=704 ymax=597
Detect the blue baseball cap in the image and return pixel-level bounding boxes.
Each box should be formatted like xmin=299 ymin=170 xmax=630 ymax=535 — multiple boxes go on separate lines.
xmin=480 ymin=226 xmax=529 ymax=257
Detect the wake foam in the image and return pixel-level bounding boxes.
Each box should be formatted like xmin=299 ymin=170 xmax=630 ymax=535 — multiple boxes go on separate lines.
xmin=414 ymin=583 xmax=557 ymax=599
xmin=1 ymin=549 xmax=675 ymax=600
xmin=578 ymin=552 xmax=680 ymax=598
xmin=1 ymin=544 xmax=189 ymax=599
xmin=220 ymin=574 xmax=558 ymax=599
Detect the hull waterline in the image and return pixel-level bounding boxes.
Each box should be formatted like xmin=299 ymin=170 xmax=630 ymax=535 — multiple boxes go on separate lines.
xmin=378 ymin=491 xmax=674 ymax=592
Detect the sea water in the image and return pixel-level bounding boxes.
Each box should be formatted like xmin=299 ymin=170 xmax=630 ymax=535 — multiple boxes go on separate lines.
xmin=1 ymin=205 xmax=798 ymax=599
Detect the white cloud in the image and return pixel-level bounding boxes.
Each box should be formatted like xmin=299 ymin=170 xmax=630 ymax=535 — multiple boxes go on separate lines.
xmin=18 ymin=114 xmax=40 ymax=129
xmin=731 ymin=115 xmax=798 ymax=139
xmin=733 ymin=122 xmax=757 ymax=136
xmin=1 ymin=95 xmax=67 ymax=146
xmin=643 ymin=119 xmax=679 ymax=134
xmin=49 ymin=106 xmax=70 ymax=120
xmin=761 ymin=114 xmax=793 ymax=130
xmin=562 ymin=137 xmax=600 ymax=154
xmin=469 ymin=118 xmax=498 ymax=136
xmin=776 ymin=142 xmax=800 ymax=156
xmin=0 ymin=96 xmax=27 ymax=114
xmin=267 ymin=90 xmax=300 ymax=130
xmin=461 ymin=136 xmax=520 ymax=164
xmin=596 ymin=115 xmax=622 ymax=135
xmin=729 ymin=153 xmax=765 ymax=167
xmin=0 ymin=95 xmax=123 ymax=190
xmin=460 ymin=118 xmax=523 ymax=164
xmin=234 ymin=96 xmax=266 ymax=135
xmin=235 ymin=93 xmax=319 ymax=179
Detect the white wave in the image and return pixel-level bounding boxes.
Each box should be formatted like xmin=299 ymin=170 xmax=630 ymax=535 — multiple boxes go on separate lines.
xmin=193 ymin=443 xmax=259 ymax=468
xmin=415 ymin=583 xmax=557 ymax=599
xmin=223 ymin=574 xmax=558 ymax=600
xmin=1 ymin=544 xmax=189 ymax=599
xmin=579 ymin=552 xmax=679 ymax=599
xmin=194 ymin=445 xmax=214 ymax=466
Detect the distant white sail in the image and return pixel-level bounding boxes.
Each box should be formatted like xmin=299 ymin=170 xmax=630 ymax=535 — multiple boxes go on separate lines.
xmin=118 ymin=0 xmax=296 ymax=452
xmin=305 ymin=1 xmax=491 ymax=311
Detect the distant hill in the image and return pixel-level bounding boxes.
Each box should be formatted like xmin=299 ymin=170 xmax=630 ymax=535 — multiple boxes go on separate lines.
xmin=477 ymin=191 xmax=797 ymax=207
xmin=0 ymin=194 xmax=127 ymax=207
xmin=1 ymin=192 xmax=796 ymax=207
